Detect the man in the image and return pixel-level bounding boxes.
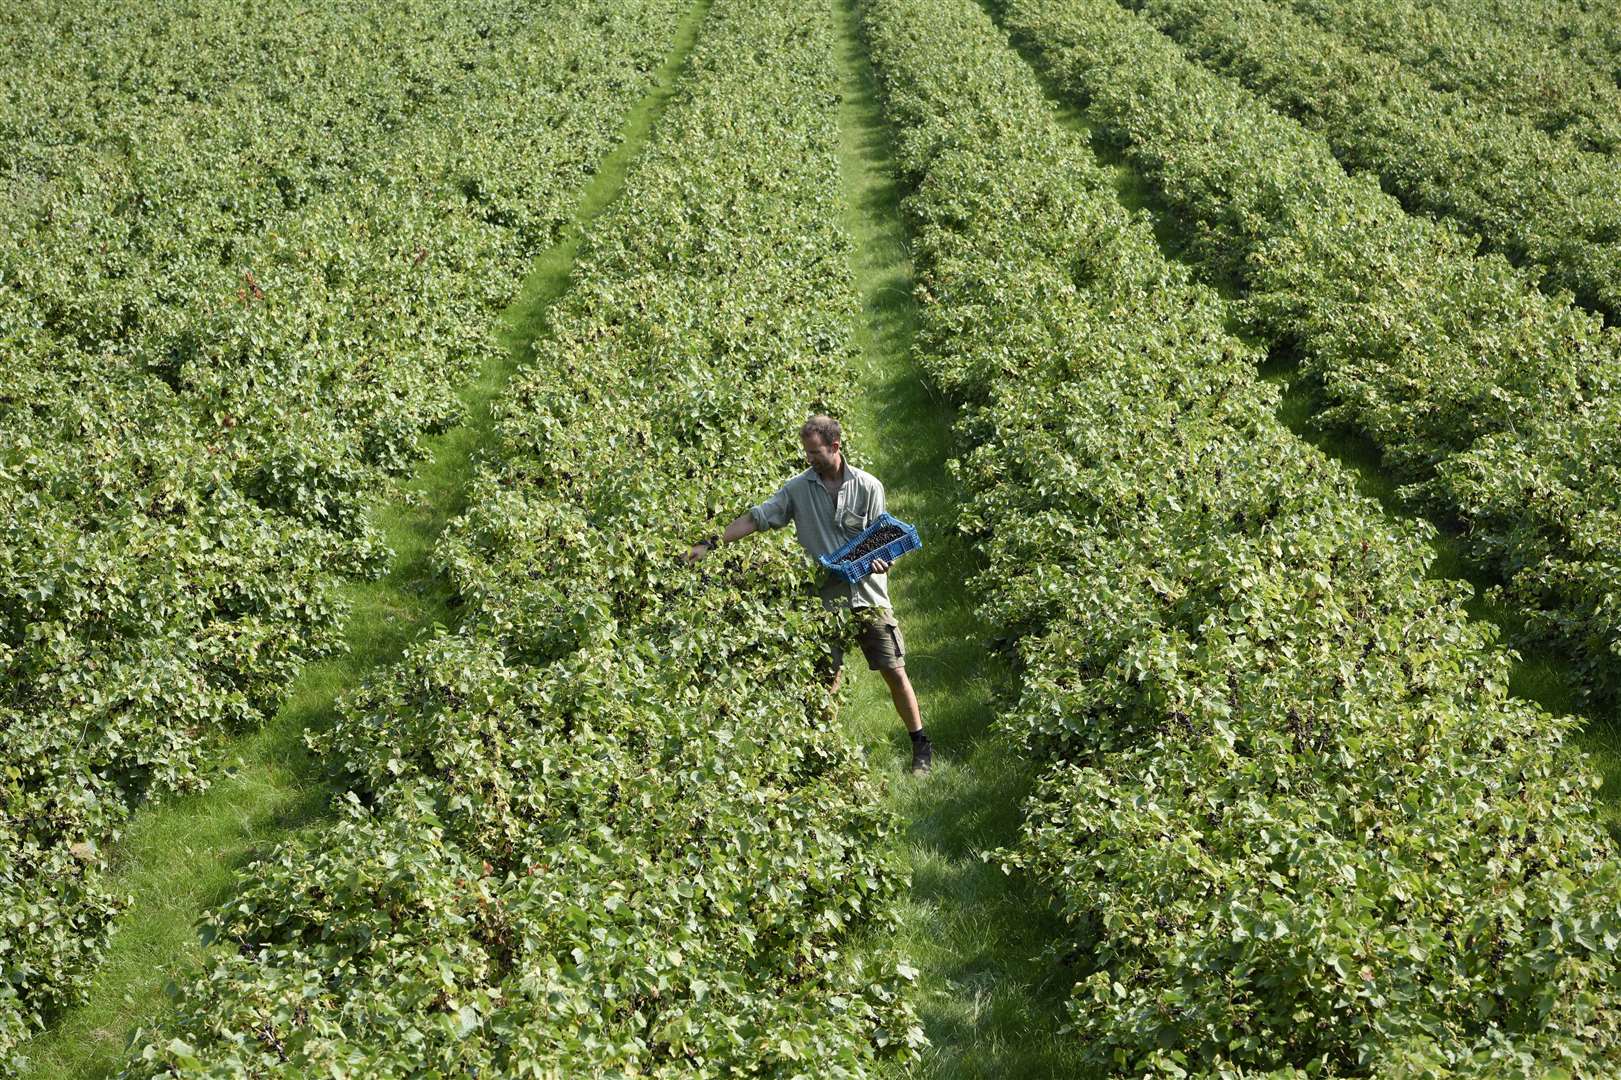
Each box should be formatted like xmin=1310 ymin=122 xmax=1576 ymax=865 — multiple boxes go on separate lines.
xmin=683 ymin=415 xmax=931 ymax=774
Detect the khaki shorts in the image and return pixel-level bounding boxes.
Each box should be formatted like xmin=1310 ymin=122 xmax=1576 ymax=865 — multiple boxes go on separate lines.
xmin=827 ymin=607 xmax=906 ymax=672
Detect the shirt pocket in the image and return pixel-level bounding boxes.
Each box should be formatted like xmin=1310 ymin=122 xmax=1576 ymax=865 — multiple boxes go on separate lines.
xmin=837 ymin=507 xmax=868 ymax=538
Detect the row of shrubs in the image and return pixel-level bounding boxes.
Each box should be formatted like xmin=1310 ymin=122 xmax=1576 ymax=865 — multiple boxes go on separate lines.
xmin=119 ymin=0 xmax=922 ymax=1073
xmin=1416 ymin=0 xmax=1621 ymax=89
xmin=1276 ymin=0 xmax=1621 ymax=155
xmin=1121 ymin=0 xmax=1621 ymax=323
xmin=1 ymin=0 xmax=689 ymax=1064
xmin=860 ymin=0 xmax=1621 ymax=1070
xmin=1002 ymin=0 xmax=1621 ymax=704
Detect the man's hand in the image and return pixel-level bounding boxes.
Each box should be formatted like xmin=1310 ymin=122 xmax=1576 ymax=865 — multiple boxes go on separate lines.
xmin=683 ymin=513 xmax=757 ymax=566
xmin=870 ymin=557 xmax=891 ymax=575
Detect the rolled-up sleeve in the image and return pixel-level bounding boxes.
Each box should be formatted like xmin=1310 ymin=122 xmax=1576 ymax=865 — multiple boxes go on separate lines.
xmin=750 ymin=480 xmax=793 ymax=532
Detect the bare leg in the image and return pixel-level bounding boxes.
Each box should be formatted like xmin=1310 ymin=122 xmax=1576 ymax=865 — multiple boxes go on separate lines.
xmin=879 ymin=665 xmax=922 ymax=734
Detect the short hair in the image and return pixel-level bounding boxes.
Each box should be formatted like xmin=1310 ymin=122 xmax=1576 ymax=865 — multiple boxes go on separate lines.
xmin=800 ymin=414 xmax=841 ymax=447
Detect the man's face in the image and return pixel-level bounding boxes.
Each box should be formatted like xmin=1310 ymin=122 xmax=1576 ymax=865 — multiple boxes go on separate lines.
xmin=802 ymin=433 xmax=841 ymax=477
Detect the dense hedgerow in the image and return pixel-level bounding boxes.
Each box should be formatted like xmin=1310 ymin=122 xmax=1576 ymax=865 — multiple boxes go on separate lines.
xmin=1000 ymin=0 xmax=1621 ymax=701
xmin=1276 ymin=0 xmax=1621 ymax=156
xmin=1117 ymin=0 xmax=1621 ymax=323
xmin=0 ymin=0 xmax=687 ymax=1063
xmin=859 ymin=0 xmax=1621 ymax=1071
xmin=1425 ymin=0 xmax=1621 ymax=87
xmin=119 ymin=0 xmax=922 ymax=1074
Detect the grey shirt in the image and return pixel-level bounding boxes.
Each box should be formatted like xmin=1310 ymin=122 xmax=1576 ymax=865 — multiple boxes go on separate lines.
xmin=750 ymin=463 xmax=892 ymax=611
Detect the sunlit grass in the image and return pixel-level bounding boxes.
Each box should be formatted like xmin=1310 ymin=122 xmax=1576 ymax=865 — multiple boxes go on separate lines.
xmin=832 ymin=5 xmax=1091 ymax=1075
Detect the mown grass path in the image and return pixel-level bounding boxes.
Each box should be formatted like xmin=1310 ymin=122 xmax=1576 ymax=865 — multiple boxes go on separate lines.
xmin=830 ymin=1 xmax=1086 ymax=1074
xmin=15 ymin=5 xmax=710 ymax=1074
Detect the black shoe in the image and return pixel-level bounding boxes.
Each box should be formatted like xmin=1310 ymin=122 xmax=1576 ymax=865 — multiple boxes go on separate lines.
xmin=909 ymin=734 xmax=933 ymax=775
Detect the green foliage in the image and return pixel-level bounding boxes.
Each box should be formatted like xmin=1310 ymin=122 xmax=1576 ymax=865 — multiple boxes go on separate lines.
xmin=117 ymin=0 xmax=922 ymax=1073
xmin=0 ymin=0 xmax=689 ymax=1064
xmin=1119 ymin=0 xmax=1621 ymax=322
xmin=1278 ymin=0 xmax=1621 ymax=156
xmin=1002 ymin=0 xmax=1621 ymax=702
xmin=1411 ymin=0 xmax=1621 ymax=91
xmin=859 ymin=0 xmax=1621 ymax=1071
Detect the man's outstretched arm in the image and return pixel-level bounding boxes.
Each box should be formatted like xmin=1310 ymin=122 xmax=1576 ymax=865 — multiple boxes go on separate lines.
xmin=683 ymin=513 xmax=758 ymax=563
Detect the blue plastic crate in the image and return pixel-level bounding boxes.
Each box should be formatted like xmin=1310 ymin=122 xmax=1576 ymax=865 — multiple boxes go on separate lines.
xmin=818 ymin=512 xmax=922 ymax=584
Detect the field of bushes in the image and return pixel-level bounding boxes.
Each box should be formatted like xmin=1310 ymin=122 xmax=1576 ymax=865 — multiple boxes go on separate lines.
xmin=1 ymin=0 xmax=690 ymax=1062
xmin=6 ymin=0 xmax=1621 ymax=1074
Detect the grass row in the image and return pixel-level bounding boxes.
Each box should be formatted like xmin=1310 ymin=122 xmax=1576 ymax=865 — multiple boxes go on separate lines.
xmin=828 ymin=0 xmax=1087 ymax=1072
